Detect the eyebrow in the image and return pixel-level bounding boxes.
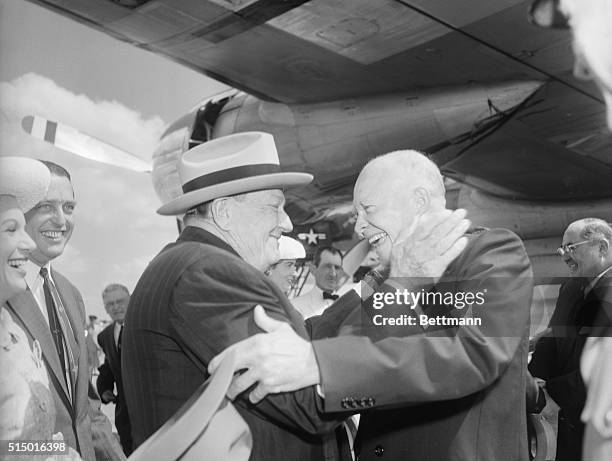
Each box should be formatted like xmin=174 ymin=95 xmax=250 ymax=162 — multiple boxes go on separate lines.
xmin=0 ymin=219 xmax=18 ymax=229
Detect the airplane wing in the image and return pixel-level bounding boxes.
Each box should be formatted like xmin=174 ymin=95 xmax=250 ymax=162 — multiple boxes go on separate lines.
xmin=25 ymin=0 xmax=612 ymax=204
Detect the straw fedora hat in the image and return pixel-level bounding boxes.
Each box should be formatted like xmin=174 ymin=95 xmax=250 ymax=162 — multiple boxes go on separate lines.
xmin=158 ymin=132 xmax=313 ymax=216
xmin=129 ymin=350 xmax=252 ymax=461
xmin=0 ymin=156 xmax=51 ymax=213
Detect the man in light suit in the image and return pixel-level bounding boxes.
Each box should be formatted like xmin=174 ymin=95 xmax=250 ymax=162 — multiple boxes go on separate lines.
xmin=293 ymin=246 xmax=343 ymax=319
xmin=6 ymin=160 xmax=123 ymax=461
xmin=212 ymin=150 xmax=534 ymax=461
xmin=123 ymin=132 xmax=343 ymax=461
xmin=97 ymin=283 xmax=132 ymax=455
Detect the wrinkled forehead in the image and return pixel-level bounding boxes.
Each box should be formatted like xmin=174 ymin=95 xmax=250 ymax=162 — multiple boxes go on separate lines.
xmin=354 ymin=163 xmax=391 ymax=200
xmin=103 ymin=288 xmax=129 ymax=302
xmin=562 ymin=224 xmax=583 ymax=244
xmin=244 ymin=188 xmax=285 ymax=205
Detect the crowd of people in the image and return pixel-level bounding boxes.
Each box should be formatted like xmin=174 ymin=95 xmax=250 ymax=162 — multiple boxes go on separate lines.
xmin=1 ymin=1 xmax=611 ymax=460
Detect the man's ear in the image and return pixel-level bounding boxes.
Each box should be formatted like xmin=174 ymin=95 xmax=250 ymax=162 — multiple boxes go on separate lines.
xmin=599 ymin=238 xmax=610 ymax=256
xmin=413 ymin=186 xmax=430 ymax=211
xmin=211 ymin=198 xmax=232 ymax=230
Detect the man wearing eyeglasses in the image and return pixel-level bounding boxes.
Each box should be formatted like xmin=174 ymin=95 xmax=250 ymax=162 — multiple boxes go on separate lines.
xmin=529 ymin=218 xmax=612 ymax=461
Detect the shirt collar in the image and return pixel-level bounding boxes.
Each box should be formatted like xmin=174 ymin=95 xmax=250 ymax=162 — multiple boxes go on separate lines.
xmin=24 ymin=259 xmax=51 ymax=288
xmin=585 ymin=265 xmax=612 ymax=296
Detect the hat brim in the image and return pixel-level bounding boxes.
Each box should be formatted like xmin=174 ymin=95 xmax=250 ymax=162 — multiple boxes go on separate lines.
xmin=158 ymin=172 xmax=313 ymax=216
xmin=128 ymin=350 xmax=238 ymax=461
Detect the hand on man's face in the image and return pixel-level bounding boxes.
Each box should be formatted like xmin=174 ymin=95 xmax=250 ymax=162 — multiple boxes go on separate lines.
xmin=389 ymin=208 xmax=470 ymax=283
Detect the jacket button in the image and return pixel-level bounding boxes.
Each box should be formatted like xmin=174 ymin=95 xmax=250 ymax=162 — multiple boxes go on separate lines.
xmin=374 ymin=445 xmax=384 ymax=457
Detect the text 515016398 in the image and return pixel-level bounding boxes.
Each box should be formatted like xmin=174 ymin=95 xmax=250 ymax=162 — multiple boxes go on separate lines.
xmin=0 ymin=440 xmax=68 ymax=455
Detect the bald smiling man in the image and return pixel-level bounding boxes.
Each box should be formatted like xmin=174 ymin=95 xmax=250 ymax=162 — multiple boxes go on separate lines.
xmin=212 ymin=149 xmax=534 ymax=461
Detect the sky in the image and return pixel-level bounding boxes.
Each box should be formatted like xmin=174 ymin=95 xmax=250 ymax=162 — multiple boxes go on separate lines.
xmin=0 ymin=0 xmax=228 ymax=319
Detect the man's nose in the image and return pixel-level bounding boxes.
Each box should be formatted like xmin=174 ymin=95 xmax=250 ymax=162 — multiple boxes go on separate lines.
xmin=354 ymin=213 xmax=367 ymax=238
xmin=279 ymin=207 xmax=293 ymax=233
xmin=51 ymin=206 xmax=68 ymax=226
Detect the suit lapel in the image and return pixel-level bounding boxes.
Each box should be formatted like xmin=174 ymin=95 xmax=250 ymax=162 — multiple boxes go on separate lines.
xmin=6 ymin=293 xmax=72 ymax=406
xmin=105 ymin=323 xmax=120 ymax=370
xmin=52 ymin=272 xmax=88 ymax=418
xmin=51 ymin=273 xmax=80 ymax=362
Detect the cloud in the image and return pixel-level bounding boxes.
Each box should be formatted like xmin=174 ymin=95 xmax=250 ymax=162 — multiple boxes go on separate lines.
xmin=0 ymin=73 xmax=177 ymax=319
xmin=0 ymin=72 xmax=165 ymax=158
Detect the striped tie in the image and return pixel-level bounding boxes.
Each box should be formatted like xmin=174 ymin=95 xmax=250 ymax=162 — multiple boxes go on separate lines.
xmin=40 ymin=267 xmax=76 ymax=399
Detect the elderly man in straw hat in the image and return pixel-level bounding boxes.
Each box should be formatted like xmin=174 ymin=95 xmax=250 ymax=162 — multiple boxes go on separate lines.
xmin=122 ymin=132 xmax=344 ymax=461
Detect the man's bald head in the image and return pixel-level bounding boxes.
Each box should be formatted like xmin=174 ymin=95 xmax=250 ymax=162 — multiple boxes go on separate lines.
xmin=354 ymin=150 xmax=447 ymax=268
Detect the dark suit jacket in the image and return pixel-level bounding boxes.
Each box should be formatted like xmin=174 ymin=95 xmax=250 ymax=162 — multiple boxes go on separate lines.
xmin=309 ymin=228 xmax=534 ymax=461
xmin=122 ymin=226 xmax=341 ymax=461
xmin=97 ymin=322 xmax=132 ymax=454
xmin=6 ymin=269 xmax=95 ymax=460
xmin=530 ymin=275 xmax=612 ymax=461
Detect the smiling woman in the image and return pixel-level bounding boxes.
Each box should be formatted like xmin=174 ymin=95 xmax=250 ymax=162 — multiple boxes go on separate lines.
xmin=0 ymin=195 xmax=36 ymax=304
xmin=0 ymin=157 xmax=75 ymax=455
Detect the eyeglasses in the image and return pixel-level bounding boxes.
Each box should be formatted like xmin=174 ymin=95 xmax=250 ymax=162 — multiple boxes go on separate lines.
xmin=556 ymin=240 xmax=590 ymax=257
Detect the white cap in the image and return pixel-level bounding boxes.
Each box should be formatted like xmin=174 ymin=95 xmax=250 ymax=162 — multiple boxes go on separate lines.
xmin=0 ymin=156 xmax=51 ymax=212
xmin=278 ymin=236 xmax=306 ymax=260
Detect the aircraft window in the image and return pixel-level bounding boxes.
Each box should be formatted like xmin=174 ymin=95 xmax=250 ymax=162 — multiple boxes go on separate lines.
xmin=189 ymin=97 xmax=231 ymax=148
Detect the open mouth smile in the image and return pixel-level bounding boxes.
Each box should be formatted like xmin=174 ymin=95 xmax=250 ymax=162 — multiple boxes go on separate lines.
xmin=41 ymin=230 xmax=66 ymax=240
xmin=368 ymin=232 xmax=387 ymax=247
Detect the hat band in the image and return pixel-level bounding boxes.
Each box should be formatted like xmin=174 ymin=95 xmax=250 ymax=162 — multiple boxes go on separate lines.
xmin=182 ymin=163 xmax=282 ymax=193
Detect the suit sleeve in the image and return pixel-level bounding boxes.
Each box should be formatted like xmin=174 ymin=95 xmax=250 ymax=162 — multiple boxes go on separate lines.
xmin=312 ymin=228 xmax=533 ymax=412
xmin=168 ymin=253 xmax=341 ymax=436
xmin=96 ymin=333 xmax=116 ymax=403
xmin=306 ymin=290 xmax=362 ymax=339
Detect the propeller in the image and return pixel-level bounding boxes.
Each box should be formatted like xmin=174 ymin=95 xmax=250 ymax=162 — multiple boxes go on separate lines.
xmin=21 ymin=115 xmax=151 ymax=172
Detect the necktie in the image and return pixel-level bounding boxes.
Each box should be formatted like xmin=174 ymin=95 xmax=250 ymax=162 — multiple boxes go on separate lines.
xmin=323 ymin=291 xmax=339 ymax=300
xmin=40 ymin=267 xmax=67 ymax=380
xmin=117 ymin=324 xmax=123 ymax=353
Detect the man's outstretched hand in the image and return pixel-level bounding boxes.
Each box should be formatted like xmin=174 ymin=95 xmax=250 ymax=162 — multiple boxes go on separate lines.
xmin=208 ymin=305 xmax=321 ymax=404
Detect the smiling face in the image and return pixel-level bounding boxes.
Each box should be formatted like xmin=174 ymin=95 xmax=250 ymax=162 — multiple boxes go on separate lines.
xmin=24 ymin=175 xmax=76 ymax=266
xmin=0 ymin=197 xmax=36 ymax=303
xmin=312 ymin=250 xmax=343 ymax=292
xmin=103 ymin=288 xmax=130 ymax=324
xmin=561 ymin=224 xmax=601 ymax=277
xmin=353 ymin=163 xmax=417 ymax=269
xmin=226 ymin=189 xmax=293 ymax=272
xmin=268 ymin=259 xmax=298 ymax=294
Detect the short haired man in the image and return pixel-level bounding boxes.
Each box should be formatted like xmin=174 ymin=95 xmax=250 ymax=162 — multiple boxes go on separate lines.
xmin=293 ymin=246 xmax=343 ymax=318
xmin=122 ymin=132 xmax=343 ymax=460
xmin=212 ymin=149 xmax=534 ymax=461
xmin=530 ymin=218 xmax=612 ymax=461
xmin=97 ymin=283 xmax=132 ymax=455
xmin=530 ymin=3 xmax=612 ymax=459
xmin=7 ymin=159 xmax=121 ymax=460
xmin=266 ymin=236 xmax=305 ymax=295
